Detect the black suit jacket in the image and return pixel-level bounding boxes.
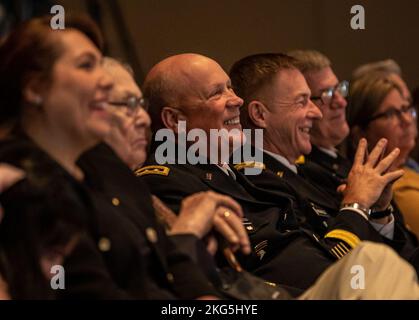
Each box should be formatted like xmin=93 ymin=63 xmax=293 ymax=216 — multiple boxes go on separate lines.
xmin=303 ymin=145 xmax=351 ymax=197
xmin=0 ymin=138 xmax=216 ymax=299
xmin=76 ymin=143 xmax=218 ymax=299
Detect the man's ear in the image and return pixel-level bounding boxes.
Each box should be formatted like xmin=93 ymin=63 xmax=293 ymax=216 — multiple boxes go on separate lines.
xmin=161 ymin=106 xmax=186 ymax=132
xmin=248 ymin=100 xmax=268 ymax=128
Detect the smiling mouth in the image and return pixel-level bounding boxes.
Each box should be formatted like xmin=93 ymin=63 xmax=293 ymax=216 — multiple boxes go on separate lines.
xmin=90 ymin=101 xmax=108 ymax=111
xmin=224 ymin=117 xmax=240 ymax=125
xmin=133 ymin=138 xmax=148 ymax=147
xmin=299 ymin=127 xmax=311 ymax=134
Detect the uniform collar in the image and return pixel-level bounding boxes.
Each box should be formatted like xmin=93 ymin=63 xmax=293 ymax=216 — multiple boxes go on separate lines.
xmin=216 ymin=163 xmax=236 ymax=180
xmin=317 ymin=146 xmax=338 ymax=159
xmin=263 ymin=150 xmax=298 ymax=174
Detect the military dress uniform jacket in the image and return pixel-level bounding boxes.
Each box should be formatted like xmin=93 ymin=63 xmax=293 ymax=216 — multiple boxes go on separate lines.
xmin=233 ymin=149 xmax=419 ymax=266
xmin=302 ymin=145 xmax=352 ymax=198
xmin=0 ymin=138 xmax=216 ymax=299
xmin=233 ymin=149 xmax=341 ymax=236
xmin=302 ymin=146 xmax=419 ymax=261
xmin=76 ymin=143 xmax=218 ymax=299
xmin=138 ymin=152 xmax=389 ymax=291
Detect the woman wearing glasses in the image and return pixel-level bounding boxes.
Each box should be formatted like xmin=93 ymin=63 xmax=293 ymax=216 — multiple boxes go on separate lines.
xmin=347 ymin=73 xmax=419 ymax=238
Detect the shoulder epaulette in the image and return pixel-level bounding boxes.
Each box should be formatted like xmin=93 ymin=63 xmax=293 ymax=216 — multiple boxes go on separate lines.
xmin=324 ymin=229 xmax=360 ymax=259
xmin=234 ymin=161 xmax=265 ymax=171
xmin=135 ymin=165 xmax=170 ymax=177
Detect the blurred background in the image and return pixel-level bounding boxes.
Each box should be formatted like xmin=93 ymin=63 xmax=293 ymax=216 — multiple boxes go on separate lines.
xmin=1 ymin=0 xmax=418 ymax=89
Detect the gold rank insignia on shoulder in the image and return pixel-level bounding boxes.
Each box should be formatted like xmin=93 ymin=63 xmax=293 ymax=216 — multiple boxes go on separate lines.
xmin=135 ymin=165 xmax=170 ymax=177
xmin=295 ymin=155 xmax=305 ymax=165
xmin=329 ymin=242 xmax=351 ymax=259
xmin=324 ymin=229 xmax=361 ymax=249
xmin=233 ymin=161 xmax=265 ymax=171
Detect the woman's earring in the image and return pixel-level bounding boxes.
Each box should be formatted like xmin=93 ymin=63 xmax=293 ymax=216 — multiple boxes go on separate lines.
xmin=33 ymin=96 xmax=43 ymax=106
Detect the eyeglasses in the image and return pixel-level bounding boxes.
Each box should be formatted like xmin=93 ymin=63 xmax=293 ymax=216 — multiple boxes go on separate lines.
xmin=311 ymin=80 xmax=349 ymax=105
xmin=108 ymin=96 xmax=148 ymax=114
xmin=368 ymin=105 xmax=417 ymax=123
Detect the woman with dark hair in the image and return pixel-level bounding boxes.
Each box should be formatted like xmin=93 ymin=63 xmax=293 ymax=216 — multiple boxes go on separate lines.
xmin=347 ymin=73 xmax=419 ymax=238
xmin=0 ymin=15 xmax=248 ymax=299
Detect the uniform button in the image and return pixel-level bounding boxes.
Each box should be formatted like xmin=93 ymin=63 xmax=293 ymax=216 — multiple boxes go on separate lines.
xmin=246 ymin=225 xmax=254 ymax=231
xmin=98 ymin=237 xmax=111 ymax=252
xmin=166 ymin=273 xmax=174 ymax=283
xmin=323 ymin=221 xmax=328 ymax=228
xmin=332 ymin=164 xmax=339 ymax=171
xmin=146 ymin=227 xmax=158 ymax=243
xmin=112 ymin=197 xmax=120 ymax=206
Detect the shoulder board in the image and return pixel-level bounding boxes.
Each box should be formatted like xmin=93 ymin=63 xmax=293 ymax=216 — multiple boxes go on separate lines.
xmin=295 ymin=155 xmax=305 ymax=165
xmin=135 ymin=165 xmax=170 ymax=177
xmin=324 ymin=229 xmax=360 ymax=249
xmin=234 ymin=161 xmax=266 ymax=171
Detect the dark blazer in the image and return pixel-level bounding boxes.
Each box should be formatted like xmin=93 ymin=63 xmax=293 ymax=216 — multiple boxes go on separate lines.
xmin=138 ymin=150 xmax=389 ymax=291
xmin=235 ymin=148 xmax=419 ymax=262
xmin=0 ymin=138 xmax=216 ymax=299
xmin=234 ymin=150 xmax=340 ymax=234
xmin=303 ymin=145 xmax=351 ymax=196
xmin=305 ymin=146 xmax=418 ymax=255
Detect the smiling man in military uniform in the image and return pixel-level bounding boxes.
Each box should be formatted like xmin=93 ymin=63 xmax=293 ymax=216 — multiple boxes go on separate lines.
xmin=230 ymin=52 xmax=419 ymax=268
xmin=137 ymin=53 xmax=413 ymax=292
xmin=229 ymin=53 xmax=342 ymax=235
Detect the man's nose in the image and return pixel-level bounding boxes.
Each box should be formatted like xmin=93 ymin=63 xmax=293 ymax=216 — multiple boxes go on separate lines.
xmin=227 ymin=90 xmax=244 ymax=108
xmin=133 ymin=107 xmax=152 ymax=129
xmin=98 ymin=68 xmax=114 ymax=92
xmin=331 ymin=91 xmax=348 ymax=109
xmin=308 ymin=100 xmax=323 ymax=120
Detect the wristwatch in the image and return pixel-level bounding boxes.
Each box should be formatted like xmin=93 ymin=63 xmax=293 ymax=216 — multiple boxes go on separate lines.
xmin=370 ymin=204 xmax=394 ymax=219
xmin=340 ymin=202 xmax=371 ymax=220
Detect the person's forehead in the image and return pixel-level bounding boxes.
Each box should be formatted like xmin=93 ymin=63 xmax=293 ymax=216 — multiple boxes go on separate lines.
xmin=380 ymin=88 xmax=406 ymax=109
xmin=109 ymin=65 xmax=142 ymax=97
xmin=271 ymin=68 xmax=310 ymax=99
xmin=57 ymin=29 xmax=101 ymax=59
xmin=184 ymin=59 xmax=229 ymax=90
xmin=388 ymin=73 xmax=411 ymax=100
xmin=306 ymin=67 xmax=338 ymax=91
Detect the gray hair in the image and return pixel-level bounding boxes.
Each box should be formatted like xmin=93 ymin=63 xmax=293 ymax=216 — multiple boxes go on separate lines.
xmin=287 ymin=49 xmax=331 ymax=74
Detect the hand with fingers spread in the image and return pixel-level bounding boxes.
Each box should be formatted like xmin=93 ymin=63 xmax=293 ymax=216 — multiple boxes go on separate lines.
xmin=340 ymin=138 xmax=404 ymax=210
xmin=170 ymin=191 xmax=251 ymax=255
